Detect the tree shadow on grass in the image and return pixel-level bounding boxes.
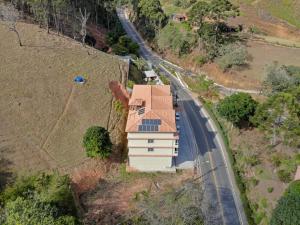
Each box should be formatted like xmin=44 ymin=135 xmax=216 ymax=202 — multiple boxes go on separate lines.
xmin=0 ymin=157 xmax=15 ymax=191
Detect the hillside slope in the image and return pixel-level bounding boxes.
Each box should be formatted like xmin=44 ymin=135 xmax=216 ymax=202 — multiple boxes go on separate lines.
xmin=0 ymin=22 xmax=125 ymax=174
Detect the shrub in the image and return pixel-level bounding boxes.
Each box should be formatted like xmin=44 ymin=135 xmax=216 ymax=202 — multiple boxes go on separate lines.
xmin=113 ymin=100 xmax=123 ymax=115
xmin=217 ymin=93 xmax=258 ymax=127
xmin=127 ymin=80 xmax=135 ymax=89
xmin=263 ymin=62 xmax=300 ymax=94
xmin=112 ymin=35 xmax=139 ymax=56
xmin=271 ymin=181 xmax=300 ymax=225
xmin=267 ymin=187 xmax=274 ymax=193
xmin=216 ymin=43 xmax=249 ymax=71
xmin=277 ymin=169 xmax=291 ymax=183
xmin=160 ymin=74 xmax=170 ymax=85
xmin=83 ymin=126 xmax=112 ymax=158
xmin=249 ymin=25 xmax=263 ymax=34
xmin=194 ymin=55 xmax=207 ymax=66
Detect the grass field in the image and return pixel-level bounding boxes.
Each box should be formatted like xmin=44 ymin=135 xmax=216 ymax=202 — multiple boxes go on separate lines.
xmin=234 ymin=0 xmax=300 ymax=29
xmin=0 ymin=22 xmax=125 ymax=176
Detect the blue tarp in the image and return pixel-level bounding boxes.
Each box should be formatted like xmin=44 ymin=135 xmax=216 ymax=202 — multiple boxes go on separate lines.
xmin=74 ymin=76 xmax=85 ymax=83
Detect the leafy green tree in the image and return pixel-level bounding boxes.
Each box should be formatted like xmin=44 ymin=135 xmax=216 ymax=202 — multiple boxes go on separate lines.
xmin=217 ymin=93 xmax=258 ymax=127
xmin=130 ymin=0 xmax=166 ymax=39
xmin=188 ymin=1 xmax=210 ymax=29
xmin=4 ymin=197 xmax=76 ymax=225
xmin=157 ymin=22 xmax=197 ymax=56
xmin=112 ymin=35 xmax=139 ymax=56
xmin=0 ymin=173 xmax=78 ymax=225
xmin=173 ymin=0 xmax=196 ymax=9
xmin=188 ymin=0 xmax=239 ymax=59
xmin=271 ymin=181 xmax=300 ymax=225
xmin=251 ymin=87 xmax=300 ymax=147
xmin=83 ymin=126 xmax=112 ymax=158
xmin=216 ymin=43 xmax=249 ymax=71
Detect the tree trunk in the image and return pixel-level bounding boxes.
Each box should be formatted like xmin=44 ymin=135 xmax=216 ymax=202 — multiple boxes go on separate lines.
xmin=13 ymin=28 xmax=22 ymax=46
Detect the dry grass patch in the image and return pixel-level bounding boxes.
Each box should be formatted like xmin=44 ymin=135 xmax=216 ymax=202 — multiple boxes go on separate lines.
xmin=0 ymin=21 xmax=126 ymax=175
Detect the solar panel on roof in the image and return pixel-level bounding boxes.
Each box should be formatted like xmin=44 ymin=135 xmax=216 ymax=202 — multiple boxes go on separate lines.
xmin=142 ymin=119 xmax=161 ymax=125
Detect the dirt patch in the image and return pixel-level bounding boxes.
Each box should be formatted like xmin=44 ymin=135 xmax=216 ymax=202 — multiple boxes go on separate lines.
xmin=164 ymin=39 xmax=300 ymax=90
xmin=228 ymin=3 xmax=300 ymax=42
xmin=73 ymin=166 xmax=194 ymax=224
xmin=0 ymin=22 xmax=125 ymax=175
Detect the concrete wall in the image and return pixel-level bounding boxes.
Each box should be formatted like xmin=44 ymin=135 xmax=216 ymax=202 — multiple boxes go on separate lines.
xmin=129 ymin=156 xmax=173 ymax=171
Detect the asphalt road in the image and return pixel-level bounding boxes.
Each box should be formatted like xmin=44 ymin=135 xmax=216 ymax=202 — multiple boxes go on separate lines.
xmin=117 ymin=8 xmax=248 ymax=225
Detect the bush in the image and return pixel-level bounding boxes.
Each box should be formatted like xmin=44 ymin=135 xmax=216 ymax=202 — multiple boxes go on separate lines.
xmin=83 ymin=126 xmax=112 ymax=158
xmin=112 ymin=35 xmax=139 ymax=56
xmin=277 ymin=169 xmax=292 ymax=183
xmin=263 ymin=62 xmax=299 ymax=94
xmin=217 ymin=93 xmax=258 ymax=127
xmin=113 ymin=100 xmax=123 ymax=115
xmin=271 ymin=181 xmax=300 ymax=225
xmin=127 ymin=80 xmax=135 ymax=89
xmin=193 ymin=55 xmax=207 ymax=66
xmin=159 ymin=74 xmax=170 ymax=85
xmin=216 ymin=43 xmax=249 ymax=71
xmin=267 ymin=187 xmax=274 ymax=193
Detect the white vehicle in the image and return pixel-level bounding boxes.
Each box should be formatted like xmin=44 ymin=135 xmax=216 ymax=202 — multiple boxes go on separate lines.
xmin=175 ymin=112 xmax=180 ymax=121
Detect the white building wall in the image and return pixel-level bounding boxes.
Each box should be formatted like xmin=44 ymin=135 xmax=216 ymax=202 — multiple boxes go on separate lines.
xmin=127 ymin=132 xmax=178 ymax=171
xmin=129 ymin=156 xmax=173 ymax=171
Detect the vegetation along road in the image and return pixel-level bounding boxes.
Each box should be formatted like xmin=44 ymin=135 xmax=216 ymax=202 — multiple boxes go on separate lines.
xmin=117 ymin=7 xmax=248 ymax=225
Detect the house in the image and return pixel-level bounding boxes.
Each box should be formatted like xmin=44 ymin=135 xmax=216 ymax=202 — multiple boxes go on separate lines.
xmin=144 ymin=70 xmax=158 ymax=82
xmin=125 ymin=85 xmax=179 ymax=172
xmin=172 ymin=13 xmax=188 ymax=22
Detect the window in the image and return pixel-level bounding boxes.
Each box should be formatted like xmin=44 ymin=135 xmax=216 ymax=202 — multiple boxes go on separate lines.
xmin=148 ymin=139 xmax=154 ymax=143
xmin=148 ymin=148 xmax=154 ymax=152
xmin=175 ymin=148 xmax=178 ymax=154
xmin=175 ymin=139 xmax=179 ymax=145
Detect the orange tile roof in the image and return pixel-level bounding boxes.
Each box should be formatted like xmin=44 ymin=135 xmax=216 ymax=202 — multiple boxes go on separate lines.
xmin=126 ymin=85 xmax=176 ymax=133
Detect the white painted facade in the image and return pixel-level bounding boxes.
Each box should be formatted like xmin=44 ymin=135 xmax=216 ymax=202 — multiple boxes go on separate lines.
xmin=127 ymin=132 xmax=178 ymax=171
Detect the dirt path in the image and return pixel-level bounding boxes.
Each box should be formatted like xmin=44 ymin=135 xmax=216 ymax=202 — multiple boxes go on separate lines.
xmin=39 ymin=84 xmax=76 ymax=164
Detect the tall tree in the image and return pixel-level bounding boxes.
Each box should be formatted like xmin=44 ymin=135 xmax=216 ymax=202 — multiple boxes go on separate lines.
xmin=188 ymin=1 xmax=209 ymax=29
xmin=0 ymin=2 xmax=23 ymax=46
xmin=76 ymin=8 xmax=90 ymax=46
xmin=251 ymin=87 xmax=300 ymax=147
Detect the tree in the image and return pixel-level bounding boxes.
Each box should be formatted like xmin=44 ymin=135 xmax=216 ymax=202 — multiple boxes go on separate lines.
xmin=76 ymin=8 xmax=90 ymax=47
xmin=270 ymin=181 xmax=300 ymax=225
xmin=217 ymin=93 xmax=258 ymax=127
xmin=251 ymin=87 xmax=300 ymax=147
xmin=0 ymin=2 xmax=22 ymax=46
xmin=216 ymin=43 xmax=249 ymax=71
xmin=0 ymin=173 xmax=78 ymax=225
xmin=130 ymin=0 xmax=167 ymax=39
xmin=188 ymin=0 xmax=239 ymax=59
xmin=157 ymin=22 xmax=197 ymax=56
xmin=263 ymin=62 xmax=299 ymax=94
xmin=83 ymin=126 xmax=112 ymax=158
xmin=188 ymin=1 xmax=209 ymax=29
